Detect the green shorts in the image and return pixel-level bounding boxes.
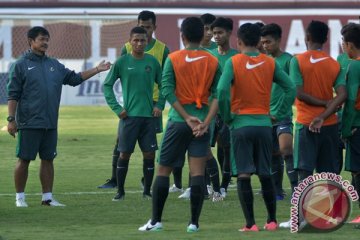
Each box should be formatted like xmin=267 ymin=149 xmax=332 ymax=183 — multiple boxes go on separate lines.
xmin=118 ymin=117 xmax=158 ymax=153
xmin=293 ymin=123 xmax=339 ymax=173
xmin=158 ymin=121 xmax=209 ymax=168
xmin=231 ymin=126 xmax=272 ymax=176
xmin=16 ymin=129 xmax=57 ymax=161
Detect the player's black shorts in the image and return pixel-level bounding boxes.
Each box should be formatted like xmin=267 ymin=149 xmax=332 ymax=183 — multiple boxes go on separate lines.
xmin=231 ymin=126 xmax=272 ymax=176
xmin=345 ymin=127 xmax=360 ymax=172
xmin=118 ymin=117 xmax=157 ymax=153
xmin=158 ymin=121 xmax=209 ymax=168
xmin=16 ymin=129 xmax=57 ymax=161
xmin=272 ymin=117 xmax=293 ymax=152
xmin=294 ymin=123 xmax=339 ymax=173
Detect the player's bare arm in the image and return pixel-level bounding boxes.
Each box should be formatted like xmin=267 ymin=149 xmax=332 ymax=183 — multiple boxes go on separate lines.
xmin=80 ymin=60 xmax=111 ymax=80
xmin=296 ymin=86 xmax=328 ymax=107
xmin=171 ymin=101 xmax=202 ymax=131
xmin=7 ymin=99 xmax=17 ymax=138
xmin=309 ymin=85 xmax=347 ymax=133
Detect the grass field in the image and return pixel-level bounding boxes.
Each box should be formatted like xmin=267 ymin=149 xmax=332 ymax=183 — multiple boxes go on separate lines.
xmin=0 ymin=105 xmax=359 ymax=240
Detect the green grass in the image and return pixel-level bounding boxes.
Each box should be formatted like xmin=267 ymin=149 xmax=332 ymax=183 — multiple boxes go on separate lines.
xmin=0 ymin=106 xmax=359 ymax=240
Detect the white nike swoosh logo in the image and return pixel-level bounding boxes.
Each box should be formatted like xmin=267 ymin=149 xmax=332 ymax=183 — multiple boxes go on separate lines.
xmin=185 ymin=55 xmax=207 ymax=62
xmin=28 ymin=66 xmax=36 ymax=70
xmin=128 ymin=67 xmax=135 ymax=70
xmin=309 ymin=55 xmax=329 ymax=64
xmin=246 ymin=61 xmax=265 ymax=70
xmin=279 ymin=127 xmax=287 ymax=130
xmin=288 ymin=170 xmax=295 ymax=174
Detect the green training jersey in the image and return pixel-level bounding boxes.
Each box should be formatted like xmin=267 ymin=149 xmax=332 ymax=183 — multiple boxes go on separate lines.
xmin=337 ymin=53 xmax=351 ymax=71
xmin=336 ymin=53 xmax=351 ymax=122
xmin=121 ymin=39 xmax=170 ymax=67
xmin=342 ymin=59 xmax=360 ymax=138
xmin=270 ymin=52 xmax=293 ymax=118
xmin=121 ymin=39 xmax=170 ymax=102
xmin=210 ymin=48 xmax=238 ymax=71
xmin=103 ymin=53 xmax=165 ymax=117
xmin=201 ymin=41 xmax=218 ymax=50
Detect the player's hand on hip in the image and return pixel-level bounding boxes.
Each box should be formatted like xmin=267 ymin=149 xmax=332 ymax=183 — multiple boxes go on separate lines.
xmin=119 ymin=110 xmax=128 ymax=119
xmin=309 ymin=117 xmax=324 ymax=133
xmin=152 ymin=107 xmax=162 ymax=117
xmin=7 ymin=121 xmax=17 ymax=138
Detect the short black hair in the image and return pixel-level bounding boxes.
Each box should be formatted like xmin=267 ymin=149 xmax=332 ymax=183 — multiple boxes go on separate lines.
xmin=341 ymin=23 xmax=360 ymax=49
xmin=237 ymin=23 xmax=261 ymax=47
xmin=138 ymin=10 xmax=156 ymax=25
xmin=181 ymin=17 xmax=204 ymax=43
xmin=130 ymin=26 xmax=147 ymax=37
xmin=210 ymin=17 xmax=233 ymax=31
xmin=200 ymin=13 xmax=216 ymax=25
xmin=254 ymin=22 xmax=265 ymax=29
xmin=306 ymin=20 xmax=329 ymax=44
xmin=261 ymin=23 xmax=282 ymax=39
xmin=27 ymin=26 xmax=50 ymax=40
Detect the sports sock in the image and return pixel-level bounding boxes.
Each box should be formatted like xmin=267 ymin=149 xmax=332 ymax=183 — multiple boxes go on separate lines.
xmin=337 ymin=143 xmax=344 ymax=174
xmin=237 ymin=177 xmax=255 ymax=228
xmin=217 ymin=144 xmax=224 ymax=172
xmin=190 ymin=176 xmax=205 ymax=226
xmin=143 ymin=159 xmax=155 ymax=195
xmin=173 ymin=167 xmax=183 ymax=189
xmin=205 ymin=168 xmax=210 ymax=186
xmin=152 ymin=176 xmax=169 ymax=224
xmin=207 ymin=157 xmax=220 ymax=192
xmin=220 ymin=147 xmax=231 ymax=190
xmin=42 ymin=192 xmax=52 ymax=201
xmin=284 ymin=155 xmax=298 ymax=193
xmin=272 ymin=154 xmax=284 ymax=195
xmin=116 ymin=158 xmax=129 ymax=194
xmin=16 ymin=192 xmax=25 ymax=200
xmin=111 ymin=140 xmax=119 ymax=181
xmin=259 ymin=176 xmax=277 ymax=223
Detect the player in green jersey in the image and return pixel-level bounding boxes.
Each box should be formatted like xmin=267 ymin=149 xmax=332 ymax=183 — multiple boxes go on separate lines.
xmin=261 ymin=23 xmax=298 ymax=200
xmin=337 ymin=23 xmax=354 ymax=175
xmin=341 ymin=23 xmax=360 ymax=223
xmin=98 ymin=10 xmax=170 ymax=190
xmin=200 ymin=13 xmax=217 ymax=50
xmin=103 ymin=27 xmax=165 ymax=201
xmin=210 ymin=17 xmax=238 ymax=197
xmin=177 ymin=13 xmax=219 ymax=200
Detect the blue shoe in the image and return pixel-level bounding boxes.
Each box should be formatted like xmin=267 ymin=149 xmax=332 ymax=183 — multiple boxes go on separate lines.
xmin=276 ymin=194 xmax=284 ymax=201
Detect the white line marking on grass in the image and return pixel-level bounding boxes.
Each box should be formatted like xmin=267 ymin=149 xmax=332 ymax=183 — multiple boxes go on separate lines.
xmin=0 ymin=188 xmax=291 ymax=197
xmin=0 ymin=191 xmax=142 ymax=197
